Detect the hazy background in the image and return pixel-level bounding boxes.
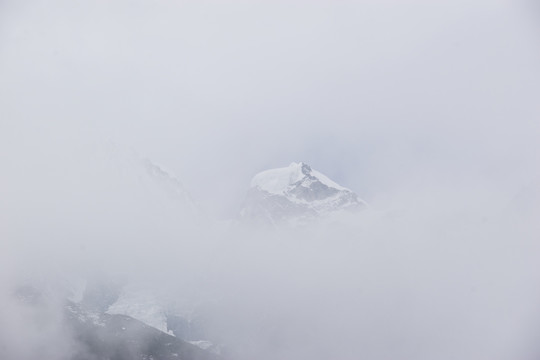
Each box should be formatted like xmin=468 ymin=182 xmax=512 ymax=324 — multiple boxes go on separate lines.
xmin=1 ymin=0 xmax=540 ymax=359
xmin=2 ymin=0 xmax=539 ymax=217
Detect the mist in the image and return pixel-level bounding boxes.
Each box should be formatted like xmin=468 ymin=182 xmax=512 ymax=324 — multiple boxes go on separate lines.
xmin=1 ymin=0 xmax=540 ymax=359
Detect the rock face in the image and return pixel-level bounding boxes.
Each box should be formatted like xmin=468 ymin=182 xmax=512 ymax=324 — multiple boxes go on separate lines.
xmin=240 ymin=162 xmax=366 ymax=226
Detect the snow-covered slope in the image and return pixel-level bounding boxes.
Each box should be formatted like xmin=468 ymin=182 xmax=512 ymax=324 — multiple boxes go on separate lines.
xmin=65 ymin=300 xmax=220 ymax=360
xmin=106 ymin=289 xmax=170 ymax=334
xmin=104 ymin=286 xmax=221 ymax=353
xmin=241 ymin=162 xmax=366 ymax=226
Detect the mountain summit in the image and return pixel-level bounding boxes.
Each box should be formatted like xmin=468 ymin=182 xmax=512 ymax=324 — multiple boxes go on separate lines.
xmin=240 ymin=162 xmax=366 ymax=226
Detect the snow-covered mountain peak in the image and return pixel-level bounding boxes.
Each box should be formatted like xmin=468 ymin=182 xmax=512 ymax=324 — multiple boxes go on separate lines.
xmin=250 ymin=162 xmax=348 ymax=196
xmin=242 ymin=162 xmax=366 ymax=226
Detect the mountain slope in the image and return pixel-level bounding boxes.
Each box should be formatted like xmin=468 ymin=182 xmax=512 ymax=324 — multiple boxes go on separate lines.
xmin=67 ymin=302 xmax=221 ymax=360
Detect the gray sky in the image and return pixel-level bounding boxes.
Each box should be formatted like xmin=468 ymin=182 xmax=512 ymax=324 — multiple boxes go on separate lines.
xmin=2 ymin=0 xmax=540 ymax=218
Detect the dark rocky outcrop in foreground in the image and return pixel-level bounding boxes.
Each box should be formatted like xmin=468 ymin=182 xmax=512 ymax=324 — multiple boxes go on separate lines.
xmin=66 ymin=302 xmax=221 ymax=360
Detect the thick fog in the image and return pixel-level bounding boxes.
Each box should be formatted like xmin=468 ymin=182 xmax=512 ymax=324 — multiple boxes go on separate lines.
xmin=1 ymin=0 xmax=540 ymax=359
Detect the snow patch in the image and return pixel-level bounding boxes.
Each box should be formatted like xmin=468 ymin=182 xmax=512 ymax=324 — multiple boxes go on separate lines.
xmin=106 ymin=289 xmax=170 ymax=334
xmin=188 ymin=340 xmax=214 ymax=350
